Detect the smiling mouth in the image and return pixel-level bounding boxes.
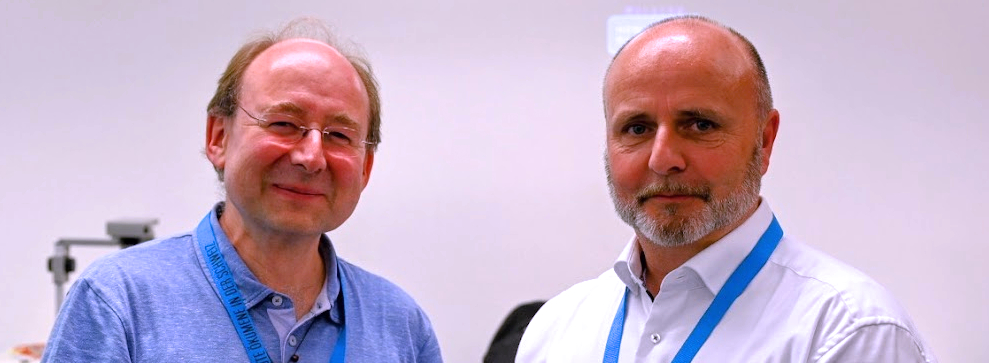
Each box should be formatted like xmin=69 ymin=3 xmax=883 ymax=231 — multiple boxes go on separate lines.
xmin=638 ymin=194 xmax=706 ymax=205
xmin=274 ymin=184 xmax=323 ymax=196
xmin=635 ymin=182 xmax=712 ymax=205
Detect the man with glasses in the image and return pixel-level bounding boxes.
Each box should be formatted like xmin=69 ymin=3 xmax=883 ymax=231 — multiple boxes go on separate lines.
xmin=43 ymin=19 xmax=442 ymax=363
xmin=516 ymin=15 xmax=936 ymax=362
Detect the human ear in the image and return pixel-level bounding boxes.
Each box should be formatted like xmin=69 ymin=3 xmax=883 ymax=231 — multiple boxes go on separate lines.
xmin=205 ymin=114 xmax=228 ymax=173
xmin=360 ymin=148 xmax=374 ymax=190
xmin=759 ymin=109 xmax=780 ymax=174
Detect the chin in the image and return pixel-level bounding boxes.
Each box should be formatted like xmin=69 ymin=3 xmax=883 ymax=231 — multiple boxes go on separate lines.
xmin=261 ymin=213 xmax=331 ymax=235
xmin=635 ymin=212 xmax=713 ymax=247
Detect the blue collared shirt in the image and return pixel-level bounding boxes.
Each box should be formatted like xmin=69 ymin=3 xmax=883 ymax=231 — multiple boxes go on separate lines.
xmin=43 ymin=204 xmax=442 ymax=363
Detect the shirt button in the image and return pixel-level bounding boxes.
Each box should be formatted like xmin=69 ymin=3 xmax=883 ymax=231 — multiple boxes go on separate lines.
xmin=650 ymin=333 xmax=661 ymax=344
xmin=288 ymin=335 xmax=298 ymax=347
xmin=272 ymin=295 xmax=283 ymax=307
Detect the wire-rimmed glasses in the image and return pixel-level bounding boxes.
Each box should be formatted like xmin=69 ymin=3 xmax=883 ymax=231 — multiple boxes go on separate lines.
xmin=238 ymin=105 xmax=373 ymax=155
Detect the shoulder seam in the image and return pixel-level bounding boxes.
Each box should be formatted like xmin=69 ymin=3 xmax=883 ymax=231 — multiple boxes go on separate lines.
xmin=766 ymin=259 xmax=858 ymax=319
xmin=78 ymin=278 xmax=129 ymax=335
xmin=813 ymin=319 xmax=928 ymax=362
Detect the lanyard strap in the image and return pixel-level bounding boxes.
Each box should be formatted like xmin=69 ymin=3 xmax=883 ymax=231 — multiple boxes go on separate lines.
xmin=602 ymin=216 xmax=783 ymax=363
xmin=196 ymin=214 xmax=347 ymax=363
xmin=602 ymin=289 xmax=629 ymax=363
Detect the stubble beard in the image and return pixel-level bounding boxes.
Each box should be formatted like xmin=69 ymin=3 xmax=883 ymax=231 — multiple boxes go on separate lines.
xmin=606 ymin=147 xmax=763 ymax=248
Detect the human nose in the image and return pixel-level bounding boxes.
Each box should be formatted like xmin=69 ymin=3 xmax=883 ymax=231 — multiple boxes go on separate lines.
xmin=647 ymin=127 xmax=686 ymax=176
xmin=290 ymin=129 xmax=327 ymax=173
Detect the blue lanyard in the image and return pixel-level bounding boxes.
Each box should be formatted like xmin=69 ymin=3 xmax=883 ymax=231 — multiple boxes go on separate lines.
xmin=196 ymin=214 xmax=347 ymax=363
xmin=602 ymin=216 xmax=783 ymax=363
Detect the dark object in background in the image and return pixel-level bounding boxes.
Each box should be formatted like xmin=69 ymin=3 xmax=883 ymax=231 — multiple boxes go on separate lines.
xmin=483 ymin=301 xmax=546 ymax=363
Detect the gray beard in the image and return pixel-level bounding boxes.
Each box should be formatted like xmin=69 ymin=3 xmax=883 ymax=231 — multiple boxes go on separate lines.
xmin=606 ymin=147 xmax=763 ymax=247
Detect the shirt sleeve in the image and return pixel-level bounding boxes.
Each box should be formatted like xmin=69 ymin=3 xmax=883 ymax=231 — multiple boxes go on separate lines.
xmin=814 ymin=322 xmax=936 ymax=363
xmin=42 ymin=278 xmax=132 ymax=363
xmin=410 ymin=302 xmax=443 ymax=363
xmin=416 ymin=327 xmax=443 ymax=363
xmin=515 ymin=296 xmax=566 ymax=363
xmin=515 ymin=277 xmax=616 ymax=363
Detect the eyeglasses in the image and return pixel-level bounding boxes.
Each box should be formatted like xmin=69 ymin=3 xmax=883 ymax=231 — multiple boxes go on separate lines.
xmin=238 ymin=105 xmax=374 ymax=154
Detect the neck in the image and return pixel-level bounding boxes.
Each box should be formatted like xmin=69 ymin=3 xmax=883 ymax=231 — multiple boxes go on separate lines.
xmin=638 ymin=239 xmax=709 ymax=296
xmin=639 ymin=202 xmax=760 ymax=296
xmin=219 ymin=203 xmax=326 ymax=319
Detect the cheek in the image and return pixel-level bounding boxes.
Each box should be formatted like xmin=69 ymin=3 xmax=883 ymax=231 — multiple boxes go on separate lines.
xmin=326 ymin=155 xmax=367 ymax=185
xmin=226 ymin=142 xmax=291 ymax=179
xmin=607 ymin=149 xmax=649 ymax=190
xmin=693 ymin=149 xmax=751 ymax=186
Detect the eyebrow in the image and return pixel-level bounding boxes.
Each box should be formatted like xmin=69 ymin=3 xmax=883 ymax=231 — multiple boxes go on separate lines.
xmin=260 ymin=102 xmax=307 ymax=118
xmin=262 ymin=101 xmax=362 ymax=130
xmin=329 ymin=115 xmax=360 ymax=130
xmin=678 ymin=108 xmax=723 ymax=121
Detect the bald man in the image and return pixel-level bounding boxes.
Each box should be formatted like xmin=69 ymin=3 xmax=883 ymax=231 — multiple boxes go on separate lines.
xmin=43 ymin=19 xmax=442 ymax=363
xmin=516 ymin=16 xmax=936 ymax=363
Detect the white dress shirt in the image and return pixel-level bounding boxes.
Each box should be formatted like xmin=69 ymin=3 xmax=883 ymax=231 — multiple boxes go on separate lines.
xmin=517 ymin=201 xmax=936 ymax=362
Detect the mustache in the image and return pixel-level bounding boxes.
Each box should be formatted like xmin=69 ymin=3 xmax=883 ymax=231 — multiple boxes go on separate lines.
xmin=636 ymin=182 xmax=712 ymax=204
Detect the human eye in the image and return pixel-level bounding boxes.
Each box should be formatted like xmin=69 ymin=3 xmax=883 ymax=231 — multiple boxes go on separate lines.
xmin=611 ymin=119 xmax=654 ymax=147
xmin=322 ymin=127 xmax=359 ymax=147
xmin=619 ymin=118 xmax=654 ymax=138
xmin=262 ymin=116 xmax=302 ymax=136
xmin=685 ymin=118 xmax=719 ymax=133
xmin=625 ymin=124 xmax=651 ymax=135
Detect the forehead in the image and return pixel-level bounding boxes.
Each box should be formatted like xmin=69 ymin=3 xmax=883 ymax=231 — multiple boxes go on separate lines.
xmin=605 ymin=23 xmax=756 ymax=112
xmin=240 ymin=39 xmax=369 ymax=124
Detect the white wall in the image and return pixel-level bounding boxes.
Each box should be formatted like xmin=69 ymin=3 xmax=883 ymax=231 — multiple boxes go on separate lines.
xmin=1 ymin=0 xmax=986 ymax=362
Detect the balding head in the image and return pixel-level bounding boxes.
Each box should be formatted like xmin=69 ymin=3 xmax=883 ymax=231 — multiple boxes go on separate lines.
xmin=602 ymin=16 xmax=781 ymax=248
xmin=606 ymin=16 xmax=773 ymax=120
xmin=207 ymin=18 xmax=381 ymax=154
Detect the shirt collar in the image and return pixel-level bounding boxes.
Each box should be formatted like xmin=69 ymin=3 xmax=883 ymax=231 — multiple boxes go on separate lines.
xmin=206 ymin=203 xmax=342 ymax=319
xmin=613 ymin=237 xmax=646 ymax=296
xmin=613 ymin=199 xmax=775 ymax=295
